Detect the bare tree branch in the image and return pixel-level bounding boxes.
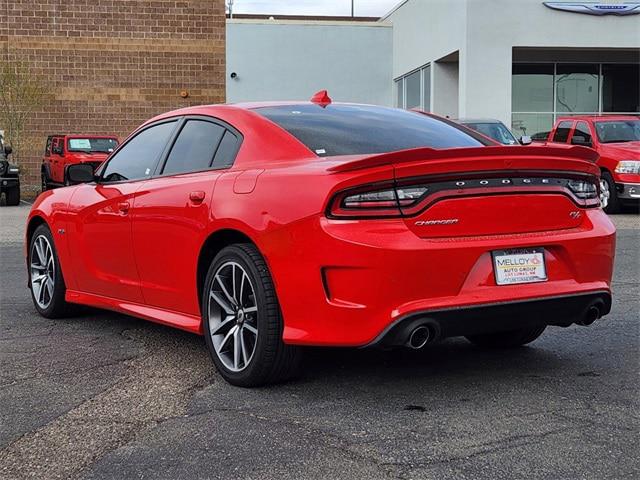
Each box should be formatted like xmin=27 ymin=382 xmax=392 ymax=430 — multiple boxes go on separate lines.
xmin=0 ymin=60 xmax=51 ymax=165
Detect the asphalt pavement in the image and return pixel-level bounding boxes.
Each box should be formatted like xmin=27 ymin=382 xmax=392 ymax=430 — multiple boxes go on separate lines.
xmin=0 ymin=203 xmax=638 ymax=480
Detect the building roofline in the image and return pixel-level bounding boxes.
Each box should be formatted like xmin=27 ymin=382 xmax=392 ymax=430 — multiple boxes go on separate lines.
xmin=380 ymin=0 xmax=410 ymax=21
xmin=226 ymin=18 xmax=391 ymax=27
xmin=226 ymin=13 xmax=380 ymax=22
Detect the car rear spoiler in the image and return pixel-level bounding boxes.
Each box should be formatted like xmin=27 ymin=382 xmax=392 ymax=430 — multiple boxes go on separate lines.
xmin=327 ymin=145 xmax=599 ymax=173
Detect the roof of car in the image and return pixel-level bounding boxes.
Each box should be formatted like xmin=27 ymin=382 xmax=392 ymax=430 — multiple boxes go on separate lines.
xmin=141 ymin=101 xmax=411 ymax=129
xmin=557 ymin=114 xmax=640 ymax=122
xmin=455 ymin=118 xmax=504 ymax=124
xmin=47 ymin=134 xmax=119 ymax=138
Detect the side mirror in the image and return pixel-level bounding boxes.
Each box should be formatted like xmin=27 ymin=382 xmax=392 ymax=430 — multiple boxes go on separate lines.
xmin=4 ymin=144 xmax=12 ymax=156
xmin=53 ymin=145 xmax=63 ymax=155
xmin=66 ymin=163 xmax=95 ymax=184
xmin=519 ymin=135 xmax=532 ymax=146
xmin=571 ymin=135 xmax=592 ymax=147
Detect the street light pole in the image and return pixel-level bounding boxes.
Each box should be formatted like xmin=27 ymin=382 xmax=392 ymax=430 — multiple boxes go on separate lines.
xmin=351 ymin=0 xmax=354 ymax=17
xmin=228 ymin=0 xmax=234 ymax=19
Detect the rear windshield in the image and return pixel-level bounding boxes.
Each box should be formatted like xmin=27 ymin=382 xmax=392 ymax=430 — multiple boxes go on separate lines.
xmin=255 ymin=104 xmax=487 ymax=156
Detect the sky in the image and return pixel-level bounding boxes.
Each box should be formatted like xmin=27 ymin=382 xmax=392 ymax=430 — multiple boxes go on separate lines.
xmin=227 ymin=0 xmax=401 ymax=17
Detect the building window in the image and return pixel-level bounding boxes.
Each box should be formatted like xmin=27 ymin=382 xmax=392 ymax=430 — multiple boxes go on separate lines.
xmin=512 ymin=62 xmax=640 ymax=140
xmin=405 ymin=70 xmax=421 ymax=109
xmin=395 ymin=79 xmax=404 ymax=110
xmin=602 ymin=64 xmax=640 ymax=113
xmin=512 ymin=64 xmax=554 ymax=113
xmin=395 ymin=64 xmax=431 ymax=111
xmin=555 ymin=64 xmax=599 ymax=114
xmin=422 ymin=65 xmax=431 ymax=112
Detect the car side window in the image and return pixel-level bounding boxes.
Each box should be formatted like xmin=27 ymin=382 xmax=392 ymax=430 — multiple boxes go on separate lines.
xmin=45 ymin=137 xmax=52 ymax=156
xmin=573 ymin=122 xmax=592 ymax=144
xmin=212 ymin=130 xmax=240 ymax=168
xmin=552 ymin=121 xmax=573 ymax=143
xmin=162 ymin=120 xmax=226 ymax=175
xmin=101 ymin=121 xmax=177 ymax=183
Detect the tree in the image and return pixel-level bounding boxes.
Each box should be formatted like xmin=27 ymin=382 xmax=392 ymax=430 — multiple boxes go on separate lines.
xmin=0 ymin=59 xmax=50 ymax=164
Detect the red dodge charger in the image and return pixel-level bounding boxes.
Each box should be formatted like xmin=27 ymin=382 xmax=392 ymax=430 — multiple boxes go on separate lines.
xmin=25 ymin=94 xmax=616 ymax=386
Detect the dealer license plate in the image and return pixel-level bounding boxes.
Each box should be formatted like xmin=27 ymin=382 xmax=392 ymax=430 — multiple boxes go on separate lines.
xmin=492 ymin=248 xmax=547 ymax=286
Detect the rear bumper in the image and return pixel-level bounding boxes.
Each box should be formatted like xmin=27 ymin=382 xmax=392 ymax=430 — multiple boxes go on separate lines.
xmin=263 ymin=208 xmax=615 ymax=347
xmin=368 ymin=291 xmax=611 ymax=347
xmin=616 ymin=182 xmax=640 ymax=201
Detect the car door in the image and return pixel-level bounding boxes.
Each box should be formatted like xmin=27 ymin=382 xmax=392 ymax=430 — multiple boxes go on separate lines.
xmin=131 ymin=116 xmax=242 ymax=315
xmin=51 ymin=137 xmax=65 ymax=183
xmin=66 ymin=119 xmax=180 ymax=303
xmin=570 ymin=121 xmax=594 ymax=147
xmin=42 ymin=136 xmax=52 ymax=179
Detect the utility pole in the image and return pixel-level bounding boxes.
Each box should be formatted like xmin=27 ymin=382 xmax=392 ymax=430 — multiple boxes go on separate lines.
xmin=351 ymin=0 xmax=354 ymax=17
xmin=228 ymin=0 xmax=234 ymax=19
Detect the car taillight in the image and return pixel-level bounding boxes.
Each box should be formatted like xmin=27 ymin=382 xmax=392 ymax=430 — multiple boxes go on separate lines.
xmin=328 ymin=174 xmax=600 ymax=219
xmin=329 ymin=183 xmax=428 ymax=218
xmin=342 ymin=186 xmax=428 ymax=208
xmin=567 ymin=179 xmax=598 ymax=200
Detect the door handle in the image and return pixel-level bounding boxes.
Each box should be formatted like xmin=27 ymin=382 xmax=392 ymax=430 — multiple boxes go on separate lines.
xmin=117 ymin=201 xmax=130 ymax=214
xmin=189 ymin=191 xmax=205 ymax=204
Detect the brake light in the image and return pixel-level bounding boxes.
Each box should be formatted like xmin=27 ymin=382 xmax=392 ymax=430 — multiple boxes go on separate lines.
xmin=329 ymin=183 xmax=428 ymax=218
xmin=567 ymin=179 xmax=598 ymax=200
xmin=328 ymin=174 xmax=599 ymax=219
xmin=342 ymin=186 xmax=428 ymax=208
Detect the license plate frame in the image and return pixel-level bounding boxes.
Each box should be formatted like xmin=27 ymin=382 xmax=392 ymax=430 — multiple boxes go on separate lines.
xmin=492 ymin=248 xmax=548 ymax=286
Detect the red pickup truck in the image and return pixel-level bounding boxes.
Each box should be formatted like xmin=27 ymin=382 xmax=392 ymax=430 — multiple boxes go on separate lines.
xmin=547 ymin=115 xmax=640 ymax=213
xmin=41 ymin=135 xmax=118 ymax=191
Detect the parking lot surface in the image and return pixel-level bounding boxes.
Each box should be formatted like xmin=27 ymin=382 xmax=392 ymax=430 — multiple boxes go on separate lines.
xmin=0 ymin=204 xmax=638 ymax=479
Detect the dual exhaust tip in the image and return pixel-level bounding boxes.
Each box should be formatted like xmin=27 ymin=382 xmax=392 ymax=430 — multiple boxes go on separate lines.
xmin=406 ymin=301 xmax=605 ymax=349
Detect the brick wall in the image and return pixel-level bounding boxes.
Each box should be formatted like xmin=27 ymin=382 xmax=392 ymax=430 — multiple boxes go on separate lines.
xmin=0 ymin=0 xmax=226 ymax=193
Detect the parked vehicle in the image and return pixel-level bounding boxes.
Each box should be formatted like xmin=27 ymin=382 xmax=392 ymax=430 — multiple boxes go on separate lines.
xmin=0 ymin=132 xmax=20 ymax=206
xmin=41 ymin=135 xmax=118 ymax=190
xmin=547 ymin=115 xmax=640 ymax=213
xmin=456 ymin=118 xmax=532 ymax=145
xmin=26 ymin=94 xmax=615 ymax=386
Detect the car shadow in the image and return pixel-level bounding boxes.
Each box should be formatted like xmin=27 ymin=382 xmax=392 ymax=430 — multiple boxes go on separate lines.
xmin=69 ymin=308 xmax=588 ymax=394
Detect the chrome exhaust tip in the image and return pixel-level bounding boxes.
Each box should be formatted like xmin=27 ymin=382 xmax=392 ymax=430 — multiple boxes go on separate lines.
xmin=407 ymin=326 xmax=431 ymax=350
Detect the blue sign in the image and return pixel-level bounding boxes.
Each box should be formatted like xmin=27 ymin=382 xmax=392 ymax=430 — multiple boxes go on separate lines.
xmin=543 ymin=2 xmax=640 ymax=15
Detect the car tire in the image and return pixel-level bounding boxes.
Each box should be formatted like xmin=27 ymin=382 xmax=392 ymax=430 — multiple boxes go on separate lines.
xmin=5 ymin=186 xmax=20 ymax=206
xmin=600 ymin=171 xmax=620 ymax=214
xmin=29 ymin=224 xmax=74 ymax=318
xmin=202 ymin=243 xmax=302 ymax=387
xmin=465 ymin=326 xmax=546 ymax=348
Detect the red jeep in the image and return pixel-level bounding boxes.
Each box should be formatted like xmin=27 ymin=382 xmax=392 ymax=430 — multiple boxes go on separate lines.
xmin=41 ymin=135 xmax=118 ymax=190
xmin=547 ymin=116 xmax=640 ymax=213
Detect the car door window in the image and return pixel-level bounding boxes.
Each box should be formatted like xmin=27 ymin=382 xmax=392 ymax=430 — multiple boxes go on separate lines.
xmin=162 ymin=120 xmax=226 ymax=175
xmin=45 ymin=137 xmax=52 ymax=156
xmin=573 ymin=121 xmax=592 ymax=144
xmin=552 ymin=121 xmax=573 ymax=143
xmin=52 ymin=138 xmax=62 ymax=154
xmin=101 ymin=120 xmax=177 ymax=183
xmin=212 ymin=130 xmax=240 ymax=168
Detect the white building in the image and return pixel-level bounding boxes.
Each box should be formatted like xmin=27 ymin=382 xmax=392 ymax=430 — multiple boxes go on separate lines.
xmin=226 ymin=17 xmax=393 ymax=106
xmin=227 ymin=0 xmax=640 ymax=139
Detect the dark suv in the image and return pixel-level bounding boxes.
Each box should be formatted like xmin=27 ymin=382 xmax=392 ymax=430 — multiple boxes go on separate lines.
xmin=0 ymin=132 xmax=20 ymax=206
